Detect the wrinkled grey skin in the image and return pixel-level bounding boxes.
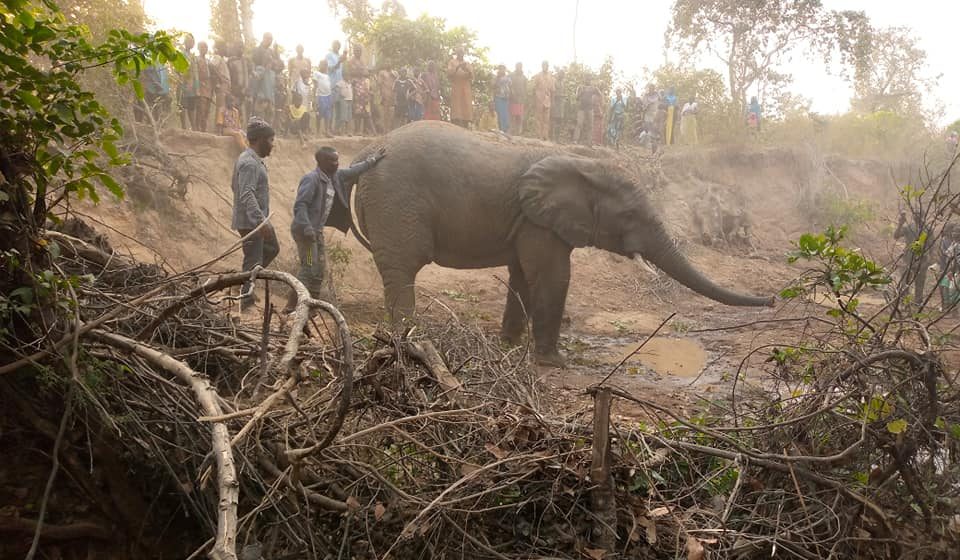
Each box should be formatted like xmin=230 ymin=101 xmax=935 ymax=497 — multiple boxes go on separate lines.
xmin=328 ymin=121 xmax=773 ymax=366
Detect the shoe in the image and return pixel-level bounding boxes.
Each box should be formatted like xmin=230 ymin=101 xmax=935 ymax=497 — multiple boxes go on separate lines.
xmin=240 ymin=296 xmax=258 ymax=312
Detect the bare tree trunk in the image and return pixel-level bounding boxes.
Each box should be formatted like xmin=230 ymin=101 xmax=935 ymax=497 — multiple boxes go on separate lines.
xmin=239 ymin=0 xmax=255 ymax=46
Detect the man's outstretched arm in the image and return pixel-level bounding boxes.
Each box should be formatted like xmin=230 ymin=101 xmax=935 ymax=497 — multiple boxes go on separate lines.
xmin=337 ymin=146 xmax=387 ymax=184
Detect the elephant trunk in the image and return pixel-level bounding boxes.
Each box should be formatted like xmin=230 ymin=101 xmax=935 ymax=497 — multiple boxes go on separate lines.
xmin=641 ymin=226 xmax=774 ymax=307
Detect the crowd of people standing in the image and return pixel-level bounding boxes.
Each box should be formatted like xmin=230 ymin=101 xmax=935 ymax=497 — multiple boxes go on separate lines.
xmin=136 ymin=32 xmax=718 ymax=152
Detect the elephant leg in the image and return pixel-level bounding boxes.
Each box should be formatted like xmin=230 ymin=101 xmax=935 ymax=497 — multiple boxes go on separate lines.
xmin=500 ymin=261 xmax=531 ymax=345
xmin=515 ymin=226 xmax=572 ymax=367
xmin=376 ymin=261 xmax=420 ymax=330
xmin=361 ymin=189 xmax=434 ymax=331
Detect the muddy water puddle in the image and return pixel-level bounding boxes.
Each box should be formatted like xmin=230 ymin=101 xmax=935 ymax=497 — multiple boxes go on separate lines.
xmin=616 ymin=337 xmax=708 ymax=378
xmin=565 ymin=333 xmax=710 ymax=380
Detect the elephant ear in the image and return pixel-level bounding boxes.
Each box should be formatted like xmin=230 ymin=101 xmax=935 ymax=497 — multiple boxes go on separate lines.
xmin=517 ymin=155 xmax=609 ymax=247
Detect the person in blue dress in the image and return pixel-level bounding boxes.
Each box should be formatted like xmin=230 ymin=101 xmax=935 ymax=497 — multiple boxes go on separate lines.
xmin=492 ymin=65 xmax=512 ymax=133
xmin=606 ymin=87 xmax=627 ymax=149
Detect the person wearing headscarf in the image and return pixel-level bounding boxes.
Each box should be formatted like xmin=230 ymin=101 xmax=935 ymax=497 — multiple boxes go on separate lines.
xmin=231 ymin=117 xmax=278 ymax=309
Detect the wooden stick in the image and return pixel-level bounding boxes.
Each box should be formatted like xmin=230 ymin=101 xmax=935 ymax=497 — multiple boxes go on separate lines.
xmin=590 ymin=387 xmax=617 ymax=555
xmin=90 ymin=330 xmax=239 ymax=560
xmin=404 ymin=340 xmax=462 ymax=396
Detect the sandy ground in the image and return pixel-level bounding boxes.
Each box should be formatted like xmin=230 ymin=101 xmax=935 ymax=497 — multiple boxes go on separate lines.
xmin=78 ymin=126 xmax=917 ymax=418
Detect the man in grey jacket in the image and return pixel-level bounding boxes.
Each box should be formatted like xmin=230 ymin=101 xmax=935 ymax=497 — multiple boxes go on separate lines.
xmin=232 ymin=117 xmax=278 ymax=308
xmin=286 ymin=144 xmax=387 ymax=310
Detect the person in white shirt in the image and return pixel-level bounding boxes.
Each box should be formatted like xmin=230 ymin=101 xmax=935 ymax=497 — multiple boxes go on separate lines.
xmin=680 ymin=98 xmax=699 ymax=145
xmin=313 ymin=61 xmax=333 ymax=136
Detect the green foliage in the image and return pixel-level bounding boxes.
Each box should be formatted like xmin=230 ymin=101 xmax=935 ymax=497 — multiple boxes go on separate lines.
xmin=368 ymin=13 xmax=482 ymax=71
xmin=57 ymin=0 xmax=147 ymax=42
xmin=327 ymin=240 xmax=352 ymax=281
xmin=769 ymin=346 xmax=805 ymax=366
xmin=947 ymin=118 xmax=960 ymax=135
xmin=56 ymin=0 xmax=157 ymax=119
xmin=814 ymin=192 xmax=875 ymax=230
xmin=335 ymin=5 xmax=493 ymax=112
xmin=1 ymin=2 xmax=184 ymax=209
xmin=789 ymin=227 xmax=889 ymax=291
xmin=0 ymin=0 xmax=184 ymax=340
xmin=781 ymin=227 xmax=889 ymax=322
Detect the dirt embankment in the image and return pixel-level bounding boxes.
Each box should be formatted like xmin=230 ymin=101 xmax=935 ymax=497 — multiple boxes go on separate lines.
xmin=80 ymin=129 xmax=907 ymax=413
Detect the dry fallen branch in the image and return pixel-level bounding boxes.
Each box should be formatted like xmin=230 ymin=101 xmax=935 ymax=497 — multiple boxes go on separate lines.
xmin=89 ymin=330 xmax=240 ymax=560
xmin=403 ymin=340 xmax=462 ymax=397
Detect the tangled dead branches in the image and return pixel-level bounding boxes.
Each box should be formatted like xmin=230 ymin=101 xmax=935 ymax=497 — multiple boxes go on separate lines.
xmin=1 ymin=216 xmax=958 ymax=559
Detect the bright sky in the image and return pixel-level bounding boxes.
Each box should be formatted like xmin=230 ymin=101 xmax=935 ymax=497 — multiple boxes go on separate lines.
xmin=143 ymin=0 xmax=958 ymax=124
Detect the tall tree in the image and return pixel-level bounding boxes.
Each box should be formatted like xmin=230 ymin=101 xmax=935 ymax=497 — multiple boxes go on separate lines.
xmin=850 ymin=26 xmax=938 ymax=117
xmin=667 ymin=0 xmax=866 ymax=113
xmin=57 ymin=0 xmax=152 ymax=117
xmin=380 ymin=0 xmax=405 ymax=17
xmin=210 ymin=0 xmax=242 ymax=45
xmin=58 ymin=0 xmax=147 ymax=40
xmin=328 ymin=0 xmax=375 ymax=41
xmin=238 ymin=0 xmax=254 ymax=45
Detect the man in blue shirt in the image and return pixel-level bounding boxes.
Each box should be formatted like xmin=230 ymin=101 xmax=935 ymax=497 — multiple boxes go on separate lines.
xmin=286 ymin=144 xmax=386 ymax=310
xmin=136 ymin=63 xmax=170 ymax=123
xmin=326 ymin=41 xmax=344 ymax=129
xmin=231 ymin=117 xmax=278 ymax=309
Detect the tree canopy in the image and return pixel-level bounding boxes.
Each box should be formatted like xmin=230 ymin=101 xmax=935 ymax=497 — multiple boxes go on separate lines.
xmin=850 ymin=26 xmax=938 ymax=118
xmin=667 ymin=0 xmax=869 ymax=113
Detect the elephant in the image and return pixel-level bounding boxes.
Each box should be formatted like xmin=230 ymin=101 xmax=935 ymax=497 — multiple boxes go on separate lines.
xmin=326 ymin=121 xmax=773 ymax=366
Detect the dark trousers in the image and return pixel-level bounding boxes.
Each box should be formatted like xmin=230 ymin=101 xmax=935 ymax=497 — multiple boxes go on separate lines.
xmin=294 ymin=233 xmax=325 ymax=298
xmin=238 ymin=227 xmax=280 ymax=296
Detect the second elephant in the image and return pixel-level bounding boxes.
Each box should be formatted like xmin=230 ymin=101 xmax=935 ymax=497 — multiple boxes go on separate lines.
xmin=328 ymin=121 xmax=773 ymax=366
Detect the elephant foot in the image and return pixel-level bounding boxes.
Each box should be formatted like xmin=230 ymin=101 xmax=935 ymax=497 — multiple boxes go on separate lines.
xmin=535 ymin=351 xmax=566 ymax=369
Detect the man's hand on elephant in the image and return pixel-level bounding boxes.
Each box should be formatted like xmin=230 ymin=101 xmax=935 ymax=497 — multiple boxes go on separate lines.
xmin=366 ymin=147 xmax=387 ymax=166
